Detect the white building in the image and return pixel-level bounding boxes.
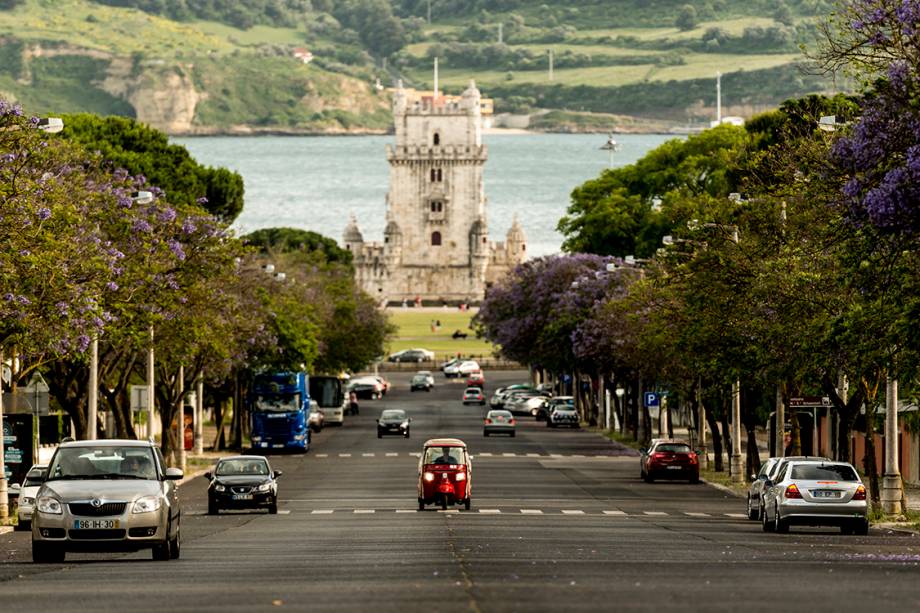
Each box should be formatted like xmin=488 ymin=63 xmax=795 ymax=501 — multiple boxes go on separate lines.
xmin=344 ymin=80 xmax=525 ymax=304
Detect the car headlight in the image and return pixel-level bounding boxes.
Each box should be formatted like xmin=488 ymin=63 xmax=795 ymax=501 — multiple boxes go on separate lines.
xmin=37 ymin=496 xmax=63 ymax=515
xmin=132 ymin=495 xmax=162 ymax=514
xmin=256 ymin=483 xmax=272 ymax=493
xmin=214 ymin=483 xmax=226 ymax=492
xmin=21 ymin=496 xmax=35 ymax=506
xmin=424 ymin=472 xmax=435 ymax=482
xmin=456 ymin=472 xmax=466 ymax=481
xmin=401 ymin=421 xmax=409 ymax=428
xmin=251 ymin=435 xmax=262 ymax=442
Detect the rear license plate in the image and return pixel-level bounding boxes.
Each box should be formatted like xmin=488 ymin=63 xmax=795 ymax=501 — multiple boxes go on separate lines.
xmin=667 ymin=466 xmax=682 ymax=470
xmin=74 ymin=519 xmax=120 ymax=529
xmin=813 ymin=490 xmax=840 ymax=498
xmin=233 ymin=494 xmax=253 ymax=500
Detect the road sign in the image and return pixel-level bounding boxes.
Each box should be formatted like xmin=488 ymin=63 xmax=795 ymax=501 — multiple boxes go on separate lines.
xmin=130 ymin=385 xmax=149 ymax=412
xmin=644 ymin=392 xmax=660 ymax=408
xmin=789 ymin=396 xmax=831 ymax=408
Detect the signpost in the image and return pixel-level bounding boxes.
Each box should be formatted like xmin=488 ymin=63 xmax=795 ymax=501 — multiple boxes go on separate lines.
xmin=788 ymin=397 xmax=830 ymax=456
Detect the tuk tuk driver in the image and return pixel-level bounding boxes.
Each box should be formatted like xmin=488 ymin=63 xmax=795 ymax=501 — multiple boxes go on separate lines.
xmin=434 ymin=446 xmax=460 ymax=465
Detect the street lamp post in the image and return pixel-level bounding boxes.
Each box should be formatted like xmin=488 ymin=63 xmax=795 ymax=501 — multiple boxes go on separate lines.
xmin=0 ymin=348 xmax=7 ymax=519
xmin=87 ymin=337 xmax=98 ymax=440
xmin=881 ymin=377 xmax=903 ymax=514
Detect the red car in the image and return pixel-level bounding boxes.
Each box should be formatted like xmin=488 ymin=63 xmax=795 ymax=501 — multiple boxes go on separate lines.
xmin=466 ymin=371 xmax=485 ymax=387
xmin=640 ymin=439 xmax=699 ymax=483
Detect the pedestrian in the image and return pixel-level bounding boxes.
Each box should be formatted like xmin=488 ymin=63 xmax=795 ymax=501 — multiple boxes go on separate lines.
xmin=436 ymin=319 xmax=441 ymax=331
xmin=348 ymin=389 xmax=359 ymax=416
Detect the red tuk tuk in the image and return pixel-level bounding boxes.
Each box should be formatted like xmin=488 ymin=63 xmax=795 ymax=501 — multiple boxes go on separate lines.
xmin=418 ymin=438 xmax=472 ymax=511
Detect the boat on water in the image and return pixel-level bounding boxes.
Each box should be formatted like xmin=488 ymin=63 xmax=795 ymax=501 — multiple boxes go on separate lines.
xmin=599 ymin=133 xmax=622 ymax=151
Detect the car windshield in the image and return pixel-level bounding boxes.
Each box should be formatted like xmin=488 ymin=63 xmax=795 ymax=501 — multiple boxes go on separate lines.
xmin=412 ymin=375 xmax=427 ymax=382
xmin=656 ymin=444 xmax=692 ymax=453
xmin=791 ymin=464 xmax=858 ymax=481
xmin=465 ymin=388 xmax=481 ymax=394
xmin=253 ymin=392 xmax=301 ymax=412
xmin=47 ymin=447 xmax=157 ymax=480
xmin=424 ymin=447 xmax=464 ymax=465
xmin=553 ymin=399 xmax=575 ymax=407
xmin=216 ymin=459 xmax=270 ymax=476
xmin=381 ymin=410 xmax=406 ymax=420
xmin=489 ymin=411 xmax=512 ymax=419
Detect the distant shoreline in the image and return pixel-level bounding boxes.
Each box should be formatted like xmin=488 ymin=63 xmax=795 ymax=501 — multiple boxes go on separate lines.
xmin=171 ymin=126 xmax=684 ymax=138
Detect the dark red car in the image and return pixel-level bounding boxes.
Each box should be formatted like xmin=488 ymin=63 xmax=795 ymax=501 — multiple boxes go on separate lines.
xmin=640 ymin=439 xmax=699 ymax=483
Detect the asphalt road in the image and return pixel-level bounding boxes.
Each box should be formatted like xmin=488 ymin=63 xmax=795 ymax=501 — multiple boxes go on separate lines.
xmin=2 ymin=370 xmax=919 ymax=612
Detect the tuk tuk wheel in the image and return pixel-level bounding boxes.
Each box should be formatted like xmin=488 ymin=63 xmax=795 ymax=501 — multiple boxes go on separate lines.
xmin=464 ymin=498 xmax=471 ymax=511
xmin=440 ymin=495 xmax=448 ymax=510
xmin=418 ymin=498 xmax=425 ymax=511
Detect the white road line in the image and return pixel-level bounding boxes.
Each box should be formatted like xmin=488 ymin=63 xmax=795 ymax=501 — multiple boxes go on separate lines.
xmin=526 ymin=453 xmax=541 ymax=458
xmin=338 ymin=453 xmax=352 ymax=458
xmin=385 ymin=453 xmax=399 ymax=457
xmin=409 ymin=452 xmax=421 ymax=457
xmin=277 ymin=510 xmax=292 ymax=515
xmin=311 ymin=510 xmax=334 ymax=514
xmin=643 ymin=511 xmax=668 ymax=516
xmin=520 ymin=509 xmax=543 ymax=515
xmin=550 ymin=454 xmax=564 ymax=458
xmin=502 ymin=453 xmax=517 ymax=457
xmin=354 ymin=509 xmax=375 ymax=514
xmin=478 ymin=452 xmax=493 ymax=457
xmin=725 ymin=513 xmax=747 ymax=518
xmin=570 ymin=454 xmax=585 ymax=458
xmin=439 ymin=509 xmax=459 ymax=514
xmin=478 ymin=509 xmax=501 ymax=514
xmin=561 ymin=510 xmax=585 ymax=515
xmin=395 ymin=509 xmax=417 ymax=513
xmin=362 ymin=453 xmax=375 ymax=457
xmin=685 ymin=512 xmax=709 ymax=517
xmin=603 ymin=510 xmax=627 ymax=516
xmin=315 ymin=454 xmax=328 ymax=458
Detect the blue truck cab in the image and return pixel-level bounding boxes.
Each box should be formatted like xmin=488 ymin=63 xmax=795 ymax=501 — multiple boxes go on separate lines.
xmin=249 ymin=371 xmax=311 ymax=453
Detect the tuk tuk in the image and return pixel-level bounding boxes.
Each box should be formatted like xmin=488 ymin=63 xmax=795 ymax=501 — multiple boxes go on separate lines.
xmin=418 ymin=438 xmax=472 ymax=510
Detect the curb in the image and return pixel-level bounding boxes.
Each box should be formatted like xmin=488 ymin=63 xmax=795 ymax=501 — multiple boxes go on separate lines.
xmin=0 ymin=526 xmax=13 ymax=535
xmin=701 ymin=478 xmax=744 ymax=498
xmin=872 ymin=521 xmax=920 ymax=536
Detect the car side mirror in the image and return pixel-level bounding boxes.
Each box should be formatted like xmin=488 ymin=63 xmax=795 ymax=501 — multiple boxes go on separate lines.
xmin=640 ymin=448 xmax=647 ymax=455
xmin=204 ymin=471 xmax=212 ymax=480
xmin=164 ymin=467 xmax=183 ymax=481
xmin=9 ymin=483 xmax=21 ymax=493
xmin=273 ymin=470 xmax=283 ymax=478
xmin=750 ymin=473 xmax=758 ymax=481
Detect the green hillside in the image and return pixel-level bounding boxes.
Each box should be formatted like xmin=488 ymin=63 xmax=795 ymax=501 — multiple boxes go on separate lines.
xmin=0 ymin=0 xmax=838 ymax=132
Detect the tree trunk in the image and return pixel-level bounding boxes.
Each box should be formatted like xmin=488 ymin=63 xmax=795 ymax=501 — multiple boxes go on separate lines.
xmin=789 ymin=412 xmax=802 ymax=456
xmin=720 ymin=410 xmax=731 ymax=476
xmin=705 ymin=405 xmax=723 ymax=472
xmin=745 ymin=425 xmax=760 ymax=478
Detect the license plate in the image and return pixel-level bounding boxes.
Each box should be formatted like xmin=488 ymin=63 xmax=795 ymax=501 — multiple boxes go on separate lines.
xmin=667 ymin=466 xmax=682 ymax=470
xmin=233 ymin=494 xmax=253 ymax=500
xmin=74 ymin=519 xmax=120 ymax=529
xmin=813 ymin=490 xmax=840 ymax=498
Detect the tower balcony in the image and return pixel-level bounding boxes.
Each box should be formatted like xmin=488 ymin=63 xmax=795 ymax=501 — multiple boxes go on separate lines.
xmin=387 ymin=144 xmax=487 ymax=162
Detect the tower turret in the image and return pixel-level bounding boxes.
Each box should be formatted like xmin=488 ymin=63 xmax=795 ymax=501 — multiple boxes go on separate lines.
xmin=343 ymin=214 xmax=364 ymax=253
xmin=505 ymin=215 xmax=526 ymax=261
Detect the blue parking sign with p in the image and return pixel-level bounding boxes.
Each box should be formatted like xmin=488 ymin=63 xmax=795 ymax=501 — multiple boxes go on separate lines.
xmin=644 ymin=392 xmax=660 ymax=408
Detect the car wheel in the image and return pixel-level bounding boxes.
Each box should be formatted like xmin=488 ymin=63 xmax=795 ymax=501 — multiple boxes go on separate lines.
xmin=418 ymin=498 xmax=425 ymax=511
xmin=208 ymin=498 xmax=218 ymax=515
xmin=404 ymin=430 xmax=410 ymax=438
xmin=32 ymin=540 xmax=65 ymax=563
xmin=269 ymin=498 xmax=278 ymax=515
xmin=377 ymin=431 xmax=382 ymax=439
xmin=169 ymin=526 xmax=181 ymax=560
xmin=747 ymin=495 xmax=758 ymax=520
xmin=643 ymin=474 xmax=654 ymax=483
xmin=854 ymin=519 xmax=869 ymax=536
xmin=152 ymin=540 xmax=171 ymax=561
xmin=484 ymin=431 xmax=489 ymax=437
xmin=689 ymin=475 xmax=699 ymax=484
xmin=775 ymin=506 xmax=789 ymax=533
xmin=464 ymin=498 xmax=471 ymax=511
xmin=762 ymin=506 xmax=774 ymax=532
xmin=510 ymin=431 xmax=516 ymax=437
xmin=440 ymin=495 xmax=448 ymax=511
xmin=14 ymin=520 xmax=27 ymax=532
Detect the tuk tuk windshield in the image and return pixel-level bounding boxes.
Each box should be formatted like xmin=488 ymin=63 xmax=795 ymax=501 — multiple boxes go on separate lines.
xmin=424 ymin=447 xmax=464 ymax=465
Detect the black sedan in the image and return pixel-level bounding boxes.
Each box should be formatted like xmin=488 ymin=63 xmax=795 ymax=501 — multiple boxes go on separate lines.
xmin=206 ymin=456 xmax=281 ymax=515
xmin=377 ymin=409 xmax=411 ymax=438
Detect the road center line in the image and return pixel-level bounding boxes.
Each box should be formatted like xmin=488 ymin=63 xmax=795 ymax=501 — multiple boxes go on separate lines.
xmin=644 ymin=511 xmax=668 ymax=516
xmin=520 ymin=509 xmax=543 ymax=514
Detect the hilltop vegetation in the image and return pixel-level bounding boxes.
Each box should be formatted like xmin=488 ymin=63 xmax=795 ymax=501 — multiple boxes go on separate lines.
xmin=0 ymin=0 xmax=840 ymax=132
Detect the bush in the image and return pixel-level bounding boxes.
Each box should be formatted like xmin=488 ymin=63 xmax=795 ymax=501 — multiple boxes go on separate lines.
xmin=675 ymin=5 xmax=698 ymax=31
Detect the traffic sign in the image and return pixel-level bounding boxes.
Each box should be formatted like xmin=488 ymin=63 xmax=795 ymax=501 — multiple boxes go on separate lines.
xmin=644 ymin=392 xmax=660 ymax=408
xmin=789 ymin=396 xmax=831 ymax=408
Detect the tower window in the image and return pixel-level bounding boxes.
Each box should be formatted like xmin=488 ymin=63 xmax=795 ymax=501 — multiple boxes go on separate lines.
xmin=430 ymin=200 xmax=443 ymax=213
xmin=433 ymin=132 xmax=440 ymax=145
xmin=431 ymin=231 xmax=442 ymax=246
xmin=430 ymin=168 xmax=443 ymax=182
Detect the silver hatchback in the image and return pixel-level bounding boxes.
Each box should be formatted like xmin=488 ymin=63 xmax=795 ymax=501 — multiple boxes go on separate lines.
xmin=761 ymin=460 xmax=868 ymax=535
xmin=31 ymin=439 xmax=183 ymax=563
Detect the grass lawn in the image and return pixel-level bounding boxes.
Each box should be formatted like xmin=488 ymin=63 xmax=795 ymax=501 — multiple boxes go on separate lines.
xmin=386 ymin=309 xmax=497 ymax=361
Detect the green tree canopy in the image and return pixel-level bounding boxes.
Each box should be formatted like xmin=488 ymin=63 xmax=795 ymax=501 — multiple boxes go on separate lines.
xmin=244 ymin=227 xmax=353 ymax=267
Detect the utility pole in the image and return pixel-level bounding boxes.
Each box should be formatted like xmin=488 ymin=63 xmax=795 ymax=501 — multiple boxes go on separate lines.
xmin=881 ymin=377 xmax=903 ymax=513
xmin=0 ymin=348 xmax=7 ymax=520
xmin=177 ymin=365 xmax=186 ymax=472
xmin=87 ymin=337 xmax=98 ymax=440
xmin=697 ymin=379 xmax=708 ymax=470
xmin=731 ymin=380 xmax=743 ymax=483
xmin=147 ymin=325 xmax=155 ymax=442
xmin=775 ymin=385 xmax=785 ymax=457
xmin=548 ymin=49 xmax=554 ymax=81
xmin=194 ymin=374 xmax=204 ymax=454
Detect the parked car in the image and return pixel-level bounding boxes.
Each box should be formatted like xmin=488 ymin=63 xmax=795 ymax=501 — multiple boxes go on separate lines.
xmin=457 ymin=360 xmax=481 ymax=376
xmin=388 ymin=348 xmax=434 ymax=363
xmin=466 ymin=371 xmax=485 ymax=387
xmin=308 ymin=399 xmax=324 ymax=433
xmin=761 ymin=460 xmax=868 ymax=534
xmin=745 ymin=456 xmax=828 ymax=519
xmin=535 ymin=396 xmax=573 ymax=421
xmin=377 ymin=409 xmax=411 ymax=438
xmin=639 ymin=439 xmax=699 ymax=483
xmin=31 ymin=439 xmax=182 ymax=563
xmin=547 ymin=402 xmax=580 ymax=428
xmin=441 ymin=358 xmax=462 ymax=377
xmin=14 ymin=464 xmax=47 ymax=531
xmin=463 ymin=387 xmax=486 ymax=405
xmin=483 ymin=410 xmax=515 ymax=437
xmin=207 ymin=456 xmax=281 ymax=515
xmin=411 ymin=372 xmax=434 ymax=392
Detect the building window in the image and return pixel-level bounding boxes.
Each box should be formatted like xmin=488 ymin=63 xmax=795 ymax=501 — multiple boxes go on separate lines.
xmin=431 ymin=231 xmax=442 ymax=246
xmin=430 ymin=168 xmax=443 ymax=182
xmin=482 ymin=237 xmax=487 ymax=244
xmin=430 ymin=200 xmax=443 ymax=213
xmin=433 ymin=132 xmax=440 ymax=145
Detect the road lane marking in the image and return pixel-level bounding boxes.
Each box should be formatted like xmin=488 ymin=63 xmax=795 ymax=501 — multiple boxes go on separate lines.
xmin=277 ymin=510 xmax=291 ymax=515
xmin=685 ymin=512 xmax=710 ymax=517
xmin=520 ymin=509 xmax=543 ymax=515
xmin=526 ymin=453 xmax=541 ymax=457
xmin=362 ymin=453 xmax=375 ymax=457
xmin=478 ymin=452 xmax=493 ymax=457
xmin=502 ymin=453 xmax=517 ymax=457
xmin=644 ymin=511 xmax=668 ymax=516
xmin=409 ymin=452 xmax=421 ymax=457
xmin=315 ymin=454 xmax=328 ymax=458
xmin=571 ymin=454 xmax=585 ymax=458
xmin=385 ymin=453 xmax=399 ymax=457
xmin=561 ymin=510 xmax=585 ymax=515
xmin=603 ymin=510 xmax=627 ymax=516
xmin=339 ymin=453 xmax=352 ymax=458
xmin=311 ymin=510 xmax=334 ymax=514
xmin=439 ymin=509 xmax=459 ymax=514
xmin=479 ymin=509 xmax=501 ymax=514
xmin=725 ymin=513 xmax=746 ymax=518
xmin=395 ymin=509 xmax=417 ymax=513
xmin=354 ymin=509 xmax=375 ymax=514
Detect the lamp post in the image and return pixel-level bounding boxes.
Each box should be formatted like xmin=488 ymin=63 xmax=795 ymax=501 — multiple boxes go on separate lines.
xmin=881 ymin=377 xmax=903 ymax=514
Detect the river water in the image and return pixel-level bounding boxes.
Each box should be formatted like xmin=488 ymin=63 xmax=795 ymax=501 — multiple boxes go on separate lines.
xmin=174 ymin=133 xmax=675 ymax=257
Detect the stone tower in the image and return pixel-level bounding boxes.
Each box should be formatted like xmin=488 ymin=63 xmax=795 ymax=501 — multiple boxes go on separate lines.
xmin=345 ymin=81 xmax=525 ymax=304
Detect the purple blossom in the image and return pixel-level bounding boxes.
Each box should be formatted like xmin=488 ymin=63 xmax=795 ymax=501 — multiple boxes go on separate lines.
xmin=196 ymin=196 xmax=209 ymax=205
xmin=133 ymin=218 xmax=153 ymax=233
xmin=167 ymin=238 xmax=186 ymax=261
xmin=37 ymin=207 xmax=51 ymax=220
xmin=76 ymin=335 xmax=91 ymax=352
xmin=56 ymin=302 xmax=69 ymax=315
xmin=181 ymin=219 xmax=197 ymax=234
xmin=158 ymin=207 xmax=176 ymax=223
xmin=106 ymin=281 xmax=119 ymax=291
